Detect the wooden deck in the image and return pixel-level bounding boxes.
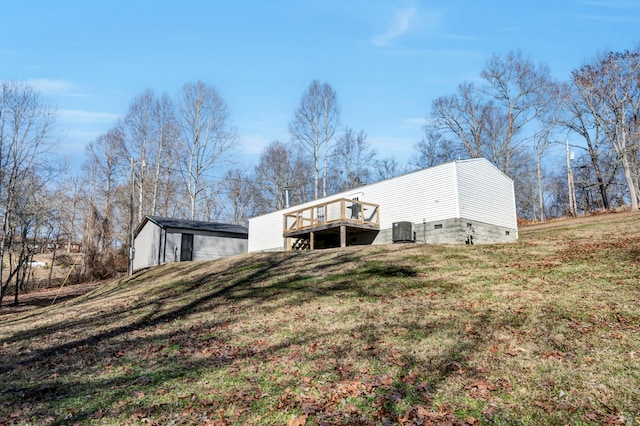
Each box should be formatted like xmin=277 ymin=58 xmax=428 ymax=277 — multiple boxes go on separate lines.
xmin=283 ymin=198 xmax=380 ymax=250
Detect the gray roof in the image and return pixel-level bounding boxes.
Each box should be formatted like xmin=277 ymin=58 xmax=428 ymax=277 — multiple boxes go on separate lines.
xmin=137 ymin=216 xmax=248 ymax=237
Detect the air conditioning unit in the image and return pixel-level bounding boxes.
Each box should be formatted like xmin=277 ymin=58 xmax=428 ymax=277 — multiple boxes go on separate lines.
xmin=392 ymin=221 xmax=415 ymax=243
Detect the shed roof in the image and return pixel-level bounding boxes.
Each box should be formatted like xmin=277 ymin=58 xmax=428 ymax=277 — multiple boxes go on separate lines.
xmin=135 ymin=215 xmax=248 ymax=237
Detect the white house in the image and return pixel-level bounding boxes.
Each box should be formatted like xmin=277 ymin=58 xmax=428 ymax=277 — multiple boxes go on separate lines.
xmin=248 ymin=158 xmax=517 ymax=252
xmin=133 ymin=216 xmax=248 ymax=272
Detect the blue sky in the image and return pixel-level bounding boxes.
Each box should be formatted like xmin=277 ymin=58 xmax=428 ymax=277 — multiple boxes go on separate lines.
xmin=2 ymin=1 xmax=639 ymax=173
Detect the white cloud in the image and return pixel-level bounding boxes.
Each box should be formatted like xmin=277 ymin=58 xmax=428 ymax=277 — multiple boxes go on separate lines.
xmin=58 ymin=109 xmax=120 ymax=124
xmin=240 ymin=134 xmax=273 ymax=155
xmin=403 ymin=117 xmax=426 ymax=126
xmin=25 ymin=78 xmax=89 ymax=97
xmin=372 ymin=6 xmax=419 ymax=47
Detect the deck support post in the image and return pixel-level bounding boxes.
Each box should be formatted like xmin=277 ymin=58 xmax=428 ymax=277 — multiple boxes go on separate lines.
xmin=340 ymin=225 xmax=346 ymax=248
xmin=310 ymin=231 xmax=315 ymax=250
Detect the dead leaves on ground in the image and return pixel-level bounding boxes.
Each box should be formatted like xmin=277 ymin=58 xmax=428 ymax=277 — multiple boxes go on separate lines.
xmin=274 ymin=371 xmax=456 ymax=425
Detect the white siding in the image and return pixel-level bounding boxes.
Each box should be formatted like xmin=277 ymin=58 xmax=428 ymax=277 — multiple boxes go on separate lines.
xmin=133 ymin=222 xmax=162 ymax=270
xmin=165 ymin=229 xmax=248 ymax=262
xmin=454 ymin=159 xmax=517 ymax=229
xmin=248 ymin=214 xmax=285 ymax=252
xmin=165 ymin=231 xmax=182 ymax=262
xmin=248 ymin=158 xmax=518 ymax=252
xmin=249 ymin=162 xmax=460 ymax=252
xmin=193 ymin=233 xmax=248 ymax=260
xmin=372 ymin=161 xmax=459 ymax=228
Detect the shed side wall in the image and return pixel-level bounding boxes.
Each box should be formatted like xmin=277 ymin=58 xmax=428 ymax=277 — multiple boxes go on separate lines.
xmin=133 ymin=222 xmax=161 ymax=271
xmin=163 ymin=228 xmax=247 ymax=262
xmin=192 ymin=233 xmax=248 ymax=260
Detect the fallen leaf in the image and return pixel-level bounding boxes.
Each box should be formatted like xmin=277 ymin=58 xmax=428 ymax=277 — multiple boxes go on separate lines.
xmin=380 ymin=375 xmax=393 ymax=388
xmin=542 ymin=351 xmax=564 ymax=360
xmin=466 ymin=380 xmax=496 ymax=400
xmin=532 ymin=400 xmax=554 ymax=413
xmin=288 ymin=413 xmax=307 ymax=426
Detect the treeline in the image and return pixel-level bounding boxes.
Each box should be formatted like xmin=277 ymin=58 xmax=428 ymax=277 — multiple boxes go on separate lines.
xmin=1 ymin=45 xmax=639 ymax=305
xmin=420 ymin=48 xmax=640 ymax=221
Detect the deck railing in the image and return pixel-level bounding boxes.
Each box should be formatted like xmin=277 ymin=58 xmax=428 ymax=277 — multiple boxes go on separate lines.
xmin=283 ymin=198 xmax=380 ymax=235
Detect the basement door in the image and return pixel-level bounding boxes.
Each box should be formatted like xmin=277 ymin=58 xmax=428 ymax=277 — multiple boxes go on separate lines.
xmin=180 ymin=233 xmax=194 ymax=261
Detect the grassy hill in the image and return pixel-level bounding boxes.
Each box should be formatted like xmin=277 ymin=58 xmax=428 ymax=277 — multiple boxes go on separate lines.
xmin=1 ymin=212 xmax=639 ymax=425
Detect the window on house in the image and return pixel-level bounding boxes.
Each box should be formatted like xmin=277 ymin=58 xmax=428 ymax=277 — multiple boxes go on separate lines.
xmin=434 ymin=224 xmax=442 ymax=229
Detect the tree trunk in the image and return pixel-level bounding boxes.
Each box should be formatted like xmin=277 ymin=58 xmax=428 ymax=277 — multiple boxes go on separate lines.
xmin=48 ymin=241 xmax=58 ymax=287
xmin=536 ymin=152 xmax=545 ymax=222
xmin=620 ymin=153 xmax=639 ymax=211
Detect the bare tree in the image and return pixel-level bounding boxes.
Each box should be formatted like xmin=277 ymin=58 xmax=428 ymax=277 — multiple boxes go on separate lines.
xmin=511 ymin=150 xmax=539 ymax=219
xmin=122 ymin=90 xmax=181 ymax=222
xmin=157 ymin=166 xmax=185 ymax=218
xmin=329 ymin=127 xmax=376 ymax=192
xmin=219 ymin=168 xmax=257 ymax=225
xmin=572 ymin=49 xmax=640 ymax=211
xmin=531 ymin=131 xmax=553 ymax=221
xmin=0 ymin=81 xmax=57 ymax=307
xmin=123 ymin=89 xmax=155 ymax=223
xmin=373 ymin=156 xmax=403 ymax=181
xmin=428 ymin=51 xmax=555 ymax=217
xmin=558 ymin=82 xmax=616 ymax=210
xmin=178 ymin=81 xmax=238 ymax=220
xmin=289 ymin=80 xmax=340 ymax=199
xmin=253 ymin=140 xmax=311 ymax=214
xmin=149 ymin=93 xmax=179 ymax=216
xmin=431 ymin=82 xmax=492 ymax=159
xmin=411 ymin=129 xmax=458 ymax=169
xmin=430 ymin=81 xmax=514 ymax=171
xmin=200 ymin=182 xmax=224 ymax=222
xmin=83 ymin=125 xmax=127 ymax=252
xmin=481 ymin=50 xmax=553 ymax=176
xmin=45 ymin=176 xmax=83 ymax=286
xmin=3 ymin=179 xmax=44 ymax=304
xmin=529 ymin=81 xmax=563 ymax=222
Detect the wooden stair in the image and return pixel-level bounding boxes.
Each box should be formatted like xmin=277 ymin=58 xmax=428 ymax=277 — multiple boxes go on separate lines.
xmin=292 ymin=238 xmax=310 ymax=251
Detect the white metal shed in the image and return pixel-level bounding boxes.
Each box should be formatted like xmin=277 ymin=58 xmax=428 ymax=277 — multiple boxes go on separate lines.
xmin=133 ymin=216 xmax=248 ymax=272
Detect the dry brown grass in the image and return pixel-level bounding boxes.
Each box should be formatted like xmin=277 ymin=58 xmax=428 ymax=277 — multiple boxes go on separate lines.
xmin=1 ymin=212 xmax=639 ymax=425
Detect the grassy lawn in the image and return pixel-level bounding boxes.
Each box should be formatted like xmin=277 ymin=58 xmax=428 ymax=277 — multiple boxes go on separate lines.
xmin=1 ymin=213 xmax=639 ymax=425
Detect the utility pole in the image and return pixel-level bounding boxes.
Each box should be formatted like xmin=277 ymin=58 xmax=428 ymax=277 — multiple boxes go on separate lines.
xmin=566 ymin=140 xmax=577 ymax=217
xmin=129 ymin=157 xmax=135 ymax=276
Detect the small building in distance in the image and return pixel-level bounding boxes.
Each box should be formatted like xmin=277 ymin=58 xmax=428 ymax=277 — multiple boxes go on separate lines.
xmin=248 ymin=158 xmax=518 ymax=252
xmin=133 ymin=216 xmax=248 ymax=272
